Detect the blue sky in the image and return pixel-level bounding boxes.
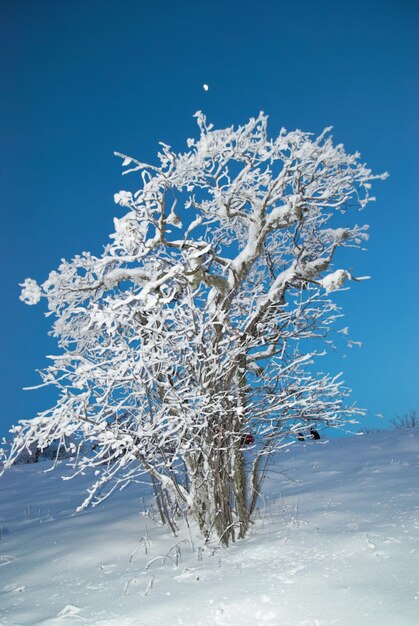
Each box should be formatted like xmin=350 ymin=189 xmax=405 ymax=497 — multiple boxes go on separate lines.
xmin=0 ymin=0 xmax=417 ymax=438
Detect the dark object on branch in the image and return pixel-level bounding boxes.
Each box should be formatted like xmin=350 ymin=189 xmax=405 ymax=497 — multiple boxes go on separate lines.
xmin=297 ymin=432 xmax=305 ymax=442
xmin=241 ymin=433 xmax=255 ymax=446
xmin=310 ymin=428 xmax=320 ymax=440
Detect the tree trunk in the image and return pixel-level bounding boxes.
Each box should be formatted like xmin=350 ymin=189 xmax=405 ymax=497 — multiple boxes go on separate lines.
xmin=233 ymin=446 xmax=250 ymax=538
xmin=213 ymin=445 xmax=235 ymax=545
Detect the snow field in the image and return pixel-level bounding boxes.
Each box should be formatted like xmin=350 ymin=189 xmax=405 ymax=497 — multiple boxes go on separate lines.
xmin=0 ymin=429 xmax=418 ymax=625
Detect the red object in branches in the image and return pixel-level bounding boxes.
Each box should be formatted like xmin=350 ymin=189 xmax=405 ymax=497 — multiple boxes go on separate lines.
xmin=241 ymin=433 xmax=255 ymax=446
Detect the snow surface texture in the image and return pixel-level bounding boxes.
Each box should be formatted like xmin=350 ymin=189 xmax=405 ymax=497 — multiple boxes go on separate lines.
xmin=0 ymin=429 xmax=418 ymax=626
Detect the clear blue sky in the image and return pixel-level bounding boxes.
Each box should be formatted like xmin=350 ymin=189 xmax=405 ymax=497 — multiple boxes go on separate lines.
xmin=0 ymin=0 xmax=417 ymax=438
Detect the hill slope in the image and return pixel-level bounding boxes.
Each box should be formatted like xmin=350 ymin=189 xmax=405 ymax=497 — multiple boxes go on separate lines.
xmin=0 ymin=429 xmax=418 ymax=625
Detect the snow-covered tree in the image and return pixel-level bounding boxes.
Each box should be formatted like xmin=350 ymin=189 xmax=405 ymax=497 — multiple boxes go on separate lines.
xmin=2 ymin=113 xmax=387 ymax=545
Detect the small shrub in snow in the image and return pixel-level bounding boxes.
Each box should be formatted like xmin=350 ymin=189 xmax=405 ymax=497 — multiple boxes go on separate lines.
xmin=391 ymin=410 xmax=417 ymax=430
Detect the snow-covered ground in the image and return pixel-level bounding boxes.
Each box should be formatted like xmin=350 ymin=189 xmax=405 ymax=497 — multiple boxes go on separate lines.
xmin=0 ymin=429 xmax=418 ymax=626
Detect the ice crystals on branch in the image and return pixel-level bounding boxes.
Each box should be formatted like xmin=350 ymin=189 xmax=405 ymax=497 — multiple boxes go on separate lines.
xmin=8 ymin=112 xmax=387 ymax=546
xmin=113 ymin=190 xmax=133 ymax=207
xmin=319 ymin=269 xmax=352 ymax=293
xmin=19 ymin=278 xmax=42 ymax=305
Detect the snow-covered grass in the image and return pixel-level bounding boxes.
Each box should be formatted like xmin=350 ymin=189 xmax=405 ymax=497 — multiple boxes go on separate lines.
xmin=0 ymin=429 xmax=418 ymax=625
